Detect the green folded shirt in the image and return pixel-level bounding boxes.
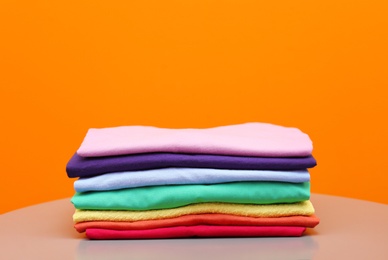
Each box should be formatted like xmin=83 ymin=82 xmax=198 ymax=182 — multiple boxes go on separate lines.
xmin=71 ymin=181 xmax=310 ymax=211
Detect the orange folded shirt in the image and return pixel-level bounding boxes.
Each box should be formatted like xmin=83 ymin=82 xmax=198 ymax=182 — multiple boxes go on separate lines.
xmin=75 ymin=213 xmax=320 ymax=233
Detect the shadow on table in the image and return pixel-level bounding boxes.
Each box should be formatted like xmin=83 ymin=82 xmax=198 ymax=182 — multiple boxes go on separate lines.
xmin=76 ymin=235 xmax=319 ymax=260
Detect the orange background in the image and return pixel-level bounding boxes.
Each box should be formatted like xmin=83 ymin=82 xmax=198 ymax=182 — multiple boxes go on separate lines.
xmin=1 ymin=1 xmax=387 ymax=213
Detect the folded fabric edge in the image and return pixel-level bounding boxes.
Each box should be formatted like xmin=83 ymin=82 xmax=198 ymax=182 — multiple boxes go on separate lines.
xmin=85 ymin=225 xmax=307 ymax=239
xmin=74 ymin=214 xmax=320 ymax=233
xmin=73 ymin=201 xmax=315 ymax=223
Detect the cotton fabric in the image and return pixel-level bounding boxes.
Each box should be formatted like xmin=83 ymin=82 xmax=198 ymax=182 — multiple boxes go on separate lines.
xmin=73 ymin=200 xmax=315 ymax=223
xmin=77 ymin=123 xmax=313 ymax=157
xmin=74 ymin=168 xmax=310 ymax=192
xmin=72 ymin=181 xmax=310 ymax=210
xmin=74 ymin=214 xmax=320 ymax=232
xmin=67 ymin=152 xmax=316 ymax=178
xmin=85 ymin=225 xmax=306 ymax=239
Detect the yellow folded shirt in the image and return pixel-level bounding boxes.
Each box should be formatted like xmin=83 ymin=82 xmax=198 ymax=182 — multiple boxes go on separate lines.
xmin=73 ymin=201 xmax=314 ymax=223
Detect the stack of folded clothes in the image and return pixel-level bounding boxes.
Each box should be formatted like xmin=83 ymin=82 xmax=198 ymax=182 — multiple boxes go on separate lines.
xmin=66 ymin=123 xmax=319 ymax=239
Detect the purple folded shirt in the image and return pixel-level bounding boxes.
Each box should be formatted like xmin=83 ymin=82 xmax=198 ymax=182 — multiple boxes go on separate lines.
xmin=66 ymin=153 xmax=316 ymax=178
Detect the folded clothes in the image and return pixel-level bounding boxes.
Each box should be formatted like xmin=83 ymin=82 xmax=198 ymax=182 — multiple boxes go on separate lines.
xmin=75 ymin=214 xmax=320 ymax=232
xmin=72 ymin=181 xmax=310 ymax=210
xmin=73 ymin=201 xmax=315 ymax=223
xmin=74 ymin=168 xmax=310 ymax=192
xmin=85 ymin=225 xmax=307 ymax=239
xmin=67 ymin=152 xmax=316 ymax=178
xmin=77 ymin=123 xmax=313 ymax=158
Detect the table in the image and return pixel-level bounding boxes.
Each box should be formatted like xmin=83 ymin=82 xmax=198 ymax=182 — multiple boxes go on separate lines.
xmin=1 ymin=194 xmax=387 ymax=260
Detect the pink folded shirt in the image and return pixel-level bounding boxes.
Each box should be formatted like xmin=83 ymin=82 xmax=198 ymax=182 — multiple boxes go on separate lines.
xmin=77 ymin=123 xmax=313 ymax=157
xmin=86 ymin=225 xmax=306 ymax=239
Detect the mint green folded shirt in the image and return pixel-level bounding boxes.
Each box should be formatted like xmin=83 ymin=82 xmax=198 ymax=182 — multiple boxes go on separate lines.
xmin=71 ymin=182 xmax=310 ymax=211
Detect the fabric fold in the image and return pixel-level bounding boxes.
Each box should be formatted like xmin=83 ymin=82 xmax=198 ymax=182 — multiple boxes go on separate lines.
xmin=74 ymin=168 xmax=310 ymax=192
xmin=67 ymin=152 xmax=316 ymax=178
xmin=85 ymin=225 xmax=307 ymax=239
xmin=74 ymin=214 xmax=320 ymax=232
xmin=73 ymin=200 xmax=315 ymax=223
xmin=76 ymin=123 xmax=313 ymax=158
xmin=72 ymin=181 xmax=310 ymax=210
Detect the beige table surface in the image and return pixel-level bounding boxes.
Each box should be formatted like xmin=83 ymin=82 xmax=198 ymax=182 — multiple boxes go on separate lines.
xmin=1 ymin=194 xmax=387 ymax=260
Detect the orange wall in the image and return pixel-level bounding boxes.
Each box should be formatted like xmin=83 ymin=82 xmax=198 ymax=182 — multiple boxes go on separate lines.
xmin=1 ymin=1 xmax=387 ymax=213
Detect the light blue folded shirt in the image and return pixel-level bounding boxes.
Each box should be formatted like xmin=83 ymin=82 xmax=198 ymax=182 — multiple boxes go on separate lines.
xmin=74 ymin=167 xmax=310 ymax=192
